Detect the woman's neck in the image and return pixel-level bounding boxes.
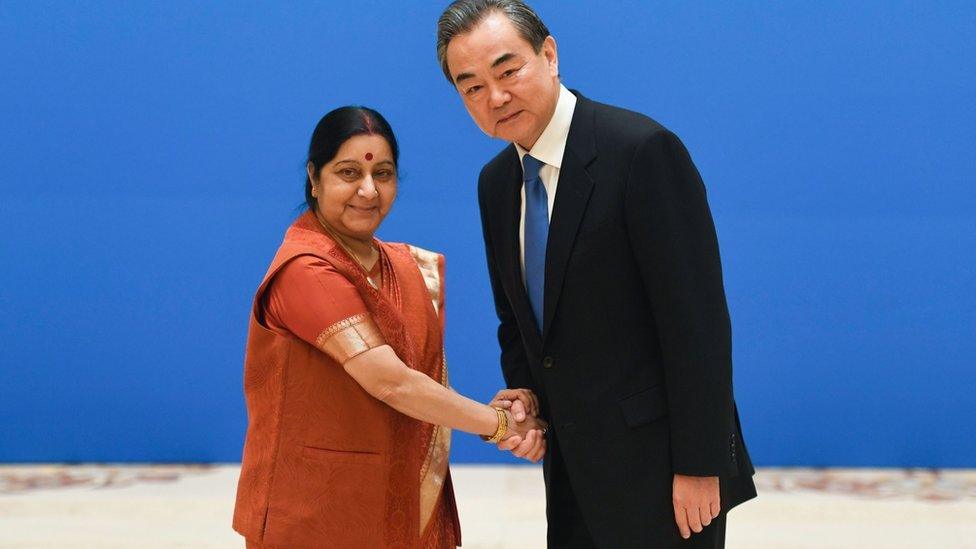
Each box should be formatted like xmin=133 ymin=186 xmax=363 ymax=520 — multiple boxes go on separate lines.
xmin=340 ymin=235 xmax=374 ymax=257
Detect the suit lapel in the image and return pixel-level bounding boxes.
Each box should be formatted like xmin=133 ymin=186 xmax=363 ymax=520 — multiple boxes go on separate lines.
xmin=543 ymin=95 xmax=597 ymax=341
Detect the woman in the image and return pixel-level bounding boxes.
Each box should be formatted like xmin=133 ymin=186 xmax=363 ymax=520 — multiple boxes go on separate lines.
xmin=232 ymin=106 xmax=546 ymax=548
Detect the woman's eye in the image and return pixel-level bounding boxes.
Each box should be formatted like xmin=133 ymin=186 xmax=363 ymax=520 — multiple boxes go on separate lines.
xmin=340 ymin=168 xmax=358 ymax=178
xmin=375 ymin=170 xmax=394 ymax=179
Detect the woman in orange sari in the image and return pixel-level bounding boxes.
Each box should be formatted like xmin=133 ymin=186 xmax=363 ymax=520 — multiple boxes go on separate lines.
xmin=232 ymin=106 xmax=547 ymax=548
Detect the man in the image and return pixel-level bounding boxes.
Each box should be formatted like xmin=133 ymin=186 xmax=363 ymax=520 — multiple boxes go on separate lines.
xmin=437 ymin=1 xmax=757 ymax=547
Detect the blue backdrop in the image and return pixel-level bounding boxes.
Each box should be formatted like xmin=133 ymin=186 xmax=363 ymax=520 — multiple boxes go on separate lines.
xmin=1 ymin=1 xmax=973 ymax=466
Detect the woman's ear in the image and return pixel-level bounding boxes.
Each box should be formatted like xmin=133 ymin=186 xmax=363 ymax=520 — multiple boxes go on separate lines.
xmin=307 ymin=162 xmax=318 ymax=197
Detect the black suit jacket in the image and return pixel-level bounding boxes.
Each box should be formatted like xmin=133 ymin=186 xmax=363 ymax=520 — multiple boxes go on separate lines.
xmin=478 ymin=92 xmax=756 ymax=547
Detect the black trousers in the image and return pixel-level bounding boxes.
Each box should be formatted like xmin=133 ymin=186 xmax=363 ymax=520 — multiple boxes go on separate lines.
xmin=546 ymin=434 xmax=598 ymax=549
xmin=546 ymin=435 xmax=727 ymax=549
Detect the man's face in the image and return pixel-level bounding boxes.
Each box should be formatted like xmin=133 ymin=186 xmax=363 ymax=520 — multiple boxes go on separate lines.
xmin=445 ymin=12 xmax=560 ymax=150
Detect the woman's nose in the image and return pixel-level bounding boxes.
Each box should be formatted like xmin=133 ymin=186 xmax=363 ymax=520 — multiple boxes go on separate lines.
xmin=358 ymin=176 xmax=377 ymax=198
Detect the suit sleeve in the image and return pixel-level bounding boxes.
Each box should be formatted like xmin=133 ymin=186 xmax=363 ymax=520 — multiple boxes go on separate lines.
xmin=478 ymin=167 xmax=536 ymax=394
xmin=624 ymin=130 xmax=735 ymax=477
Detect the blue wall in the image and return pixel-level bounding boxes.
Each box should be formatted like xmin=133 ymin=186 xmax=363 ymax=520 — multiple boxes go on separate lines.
xmin=1 ymin=1 xmax=973 ymax=466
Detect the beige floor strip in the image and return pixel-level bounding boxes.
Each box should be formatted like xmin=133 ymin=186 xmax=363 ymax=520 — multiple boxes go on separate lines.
xmin=1 ymin=465 xmax=974 ymax=548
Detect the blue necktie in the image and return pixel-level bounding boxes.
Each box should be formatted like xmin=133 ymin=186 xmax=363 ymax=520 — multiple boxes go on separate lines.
xmin=522 ymin=155 xmax=548 ymax=332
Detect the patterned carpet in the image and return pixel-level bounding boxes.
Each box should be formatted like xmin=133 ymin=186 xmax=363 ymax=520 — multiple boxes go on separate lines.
xmin=755 ymin=468 xmax=976 ymax=502
xmin=4 ymin=465 xmax=974 ymax=501
xmin=0 ymin=464 xmax=216 ymax=494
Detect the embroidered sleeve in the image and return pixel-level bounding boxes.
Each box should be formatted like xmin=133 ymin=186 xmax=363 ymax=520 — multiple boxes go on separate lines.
xmin=315 ymin=313 xmax=386 ymax=364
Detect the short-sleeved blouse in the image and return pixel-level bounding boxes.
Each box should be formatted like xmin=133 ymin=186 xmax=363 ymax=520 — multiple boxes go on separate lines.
xmin=262 ymin=254 xmax=390 ymax=363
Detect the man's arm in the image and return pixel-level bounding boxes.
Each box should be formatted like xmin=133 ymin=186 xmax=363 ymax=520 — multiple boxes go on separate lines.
xmin=478 ymin=168 xmax=546 ymax=462
xmin=623 ymin=129 xmax=735 ymax=477
xmin=624 ymin=129 xmax=733 ymax=537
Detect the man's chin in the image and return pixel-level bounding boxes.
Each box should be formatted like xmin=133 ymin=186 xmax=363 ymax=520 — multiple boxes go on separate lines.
xmin=493 ymin=128 xmax=527 ymax=145
xmin=491 ymin=117 xmax=526 ymax=142
xmin=497 ymin=123 xmax=541 ymax=148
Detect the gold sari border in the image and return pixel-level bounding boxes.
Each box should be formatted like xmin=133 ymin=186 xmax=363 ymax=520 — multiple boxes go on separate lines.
xmin=419 ymin=352 xmax=452 ymax=534
xmin=315 ymin=313 xmax=386 ymax=364
xmin=407 ymin=245 xmax=442 ymax=316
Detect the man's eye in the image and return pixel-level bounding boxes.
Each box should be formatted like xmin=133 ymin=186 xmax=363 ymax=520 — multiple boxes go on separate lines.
xmin=502 ymin=69 xmax=516 ymax=78
xmin=465 ymin=85 xmax=482 ymax=96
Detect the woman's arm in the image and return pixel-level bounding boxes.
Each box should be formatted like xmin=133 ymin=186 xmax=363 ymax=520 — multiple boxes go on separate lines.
xmin=262 ymin=256 xmax=546 ymax=460
xmin=343 ymin=344 xmax=546 ymax=448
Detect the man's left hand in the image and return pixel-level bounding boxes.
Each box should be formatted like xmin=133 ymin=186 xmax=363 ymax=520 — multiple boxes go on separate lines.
xmin=672 ymin=474 xmax=720 ymax=539
xmin=496 ymin=427 xmax=547 ymax=462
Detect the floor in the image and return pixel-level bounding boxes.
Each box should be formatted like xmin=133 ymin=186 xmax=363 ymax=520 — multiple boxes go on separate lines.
xmin=1 ymin=465 xmax=974 ymax=548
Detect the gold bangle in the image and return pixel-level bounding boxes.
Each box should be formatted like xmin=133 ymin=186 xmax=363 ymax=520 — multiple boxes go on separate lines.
xmin=484 ymin=407 xmax=508 ymax=443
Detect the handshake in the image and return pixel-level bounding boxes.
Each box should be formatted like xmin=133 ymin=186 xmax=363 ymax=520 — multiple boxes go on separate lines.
xmin=486 ymin=388 xmax=548 ymax=463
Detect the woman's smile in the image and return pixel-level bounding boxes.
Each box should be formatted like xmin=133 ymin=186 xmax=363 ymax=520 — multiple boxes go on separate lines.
xmin=347 ymin=204 xmax=379 ymax=214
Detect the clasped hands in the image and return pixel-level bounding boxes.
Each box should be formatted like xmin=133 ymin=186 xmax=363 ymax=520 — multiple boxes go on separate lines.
xmin=487 ymin=388 xmax=547 ymax=462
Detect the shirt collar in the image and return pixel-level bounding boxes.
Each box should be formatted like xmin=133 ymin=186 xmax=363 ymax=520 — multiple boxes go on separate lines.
xmin=516 ymin=84 xmax=577 ymax=169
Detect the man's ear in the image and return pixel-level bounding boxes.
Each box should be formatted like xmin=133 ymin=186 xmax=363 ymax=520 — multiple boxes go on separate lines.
xmin=543 ymin=35 xmax=558 ymax=77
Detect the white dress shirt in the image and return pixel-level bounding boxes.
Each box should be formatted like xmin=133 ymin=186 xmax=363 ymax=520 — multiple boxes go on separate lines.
xmin=515 ymin=84 xmax=578 ymax=278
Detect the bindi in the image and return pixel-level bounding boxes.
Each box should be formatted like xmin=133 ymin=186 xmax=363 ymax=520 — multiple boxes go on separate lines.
xmin=364 ymin=152 xmax=373 ymax=161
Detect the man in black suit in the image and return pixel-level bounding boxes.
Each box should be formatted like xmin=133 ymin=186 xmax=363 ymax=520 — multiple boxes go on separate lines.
xmin=437 ymin=1 xmax=756 ymax=547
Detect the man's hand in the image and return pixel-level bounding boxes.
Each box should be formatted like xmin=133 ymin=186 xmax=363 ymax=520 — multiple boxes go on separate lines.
xmin=497 ymin=411 xmax=547 ymax=463
xmin=488 ymin=388 xmax=539 ymax=422
xmin=672 ymin=474 xmax=720 ymax=539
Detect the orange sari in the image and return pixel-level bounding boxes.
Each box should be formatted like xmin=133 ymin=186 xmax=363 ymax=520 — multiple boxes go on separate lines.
xmin=233 ymin=211 xmax=460 ymax=548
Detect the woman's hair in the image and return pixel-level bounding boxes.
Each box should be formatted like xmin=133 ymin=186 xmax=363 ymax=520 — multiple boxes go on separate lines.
xmin=304 ymin=106 xmax=399 ymax=212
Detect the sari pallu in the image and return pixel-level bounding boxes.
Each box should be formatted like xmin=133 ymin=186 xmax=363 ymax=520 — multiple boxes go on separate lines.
xmin=233 ymin=211 xmax=460 ymax=548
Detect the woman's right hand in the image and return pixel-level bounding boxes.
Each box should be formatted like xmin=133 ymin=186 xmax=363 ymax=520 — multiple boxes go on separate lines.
xmin=489 ymin=388 xmax=540 ymax=422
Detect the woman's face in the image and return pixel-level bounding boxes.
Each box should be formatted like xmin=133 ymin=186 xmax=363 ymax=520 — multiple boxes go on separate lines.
xmin=309 ymin=134 xmax=397 ymax=241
